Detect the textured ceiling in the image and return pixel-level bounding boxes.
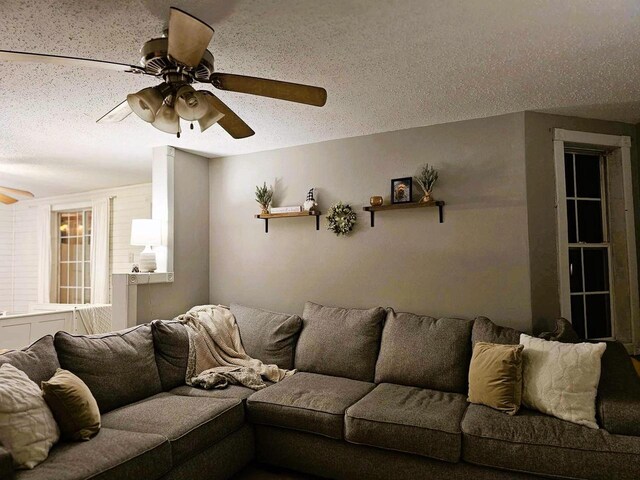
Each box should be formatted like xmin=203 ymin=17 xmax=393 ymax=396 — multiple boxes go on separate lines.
xmin=1 ymin=0 xmax=640 ymax=196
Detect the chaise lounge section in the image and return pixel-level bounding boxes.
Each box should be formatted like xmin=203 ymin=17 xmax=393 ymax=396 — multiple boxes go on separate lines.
xmin=1 ymin=301 xmax=639 ymax=480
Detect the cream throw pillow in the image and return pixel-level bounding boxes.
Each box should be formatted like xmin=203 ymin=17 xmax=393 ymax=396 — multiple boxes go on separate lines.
xmin=0 ymin=364 xmax=59 ymax=468
xmin=520 ymin=334 xmax=606 ymax=428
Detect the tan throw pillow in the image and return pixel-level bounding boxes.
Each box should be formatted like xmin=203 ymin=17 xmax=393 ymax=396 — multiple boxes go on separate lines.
xmin=41 ymin=369 xmax=101 ymax=441
xmin=468 ymin=342 xmax=524 ymax=415
xmin=0 ymin=363 xmax=59 ymax=469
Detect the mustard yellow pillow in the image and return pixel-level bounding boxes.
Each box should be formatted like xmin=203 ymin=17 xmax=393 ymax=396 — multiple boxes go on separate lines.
xmin=468 ymin=342 xmax=524 ymax=415
xmin=41 ymin=369 xmax=100 ymax=441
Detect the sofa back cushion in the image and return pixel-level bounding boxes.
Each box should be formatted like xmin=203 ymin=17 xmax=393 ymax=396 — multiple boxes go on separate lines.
xmin=295 ymin=302 xmax=385 ymax=382
xmin=0 ymin=335 xmax=60 ymax=385
xmin=231 ymin=304 xmax=302 ymax=370
xmin=54 ymin=325 xmax=162 ymax=413
xmin=151 ymin=320 xmax=190 ymax=390
xmin=375 ymin=310 xmax=474 ymax=393
xmin=471 ymin=316 xmax=522 ymax=346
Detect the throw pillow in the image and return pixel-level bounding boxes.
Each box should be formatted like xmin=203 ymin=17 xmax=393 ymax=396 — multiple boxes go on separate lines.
xmin=468 ymin=342 xmax=524 ymax=415
xmin=41 ymin=369 xmax=101 ymax=441
xmin=0 ymin=364 xmax=59 ymax=469
xmin=520 ymin=334 xmax=606 ymax=428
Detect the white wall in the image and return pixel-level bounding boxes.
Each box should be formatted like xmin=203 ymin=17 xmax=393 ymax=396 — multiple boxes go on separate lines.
xmin=0 ymin=183 xmax=151 ymax=313
xmin=0 ymin=206 xmax=13 ymax=312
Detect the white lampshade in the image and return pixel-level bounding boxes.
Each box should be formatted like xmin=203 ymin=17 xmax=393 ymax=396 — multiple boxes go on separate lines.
xmin=130 ymin=219 xmax=162 ymax=247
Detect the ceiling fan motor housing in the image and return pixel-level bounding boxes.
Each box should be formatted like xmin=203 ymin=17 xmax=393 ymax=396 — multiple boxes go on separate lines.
xmin=139 ymin=37 xmax=214 ymax=83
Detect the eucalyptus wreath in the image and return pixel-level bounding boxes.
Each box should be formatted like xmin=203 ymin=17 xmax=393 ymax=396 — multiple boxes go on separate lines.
xmin=326 ymin=202 xmax=357 ymax=236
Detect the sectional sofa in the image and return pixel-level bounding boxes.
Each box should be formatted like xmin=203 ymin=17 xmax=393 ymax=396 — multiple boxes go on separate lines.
xmin=0 ymin=301 xmax=639 ymax=480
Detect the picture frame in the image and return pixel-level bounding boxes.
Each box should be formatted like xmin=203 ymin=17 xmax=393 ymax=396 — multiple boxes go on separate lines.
xmin=391 ymin=177 xmax=412 ymax=204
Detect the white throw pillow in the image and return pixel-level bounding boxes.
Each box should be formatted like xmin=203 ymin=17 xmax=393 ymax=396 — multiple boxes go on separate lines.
xmin=520 ymin=334 xmax=606 ymax=428
xmin=0 ymin=363 xmax=59 ymax=469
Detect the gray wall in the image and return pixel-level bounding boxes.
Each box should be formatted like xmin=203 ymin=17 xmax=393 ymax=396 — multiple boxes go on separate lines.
xmin=210 ymin=113 xmax=534 ymax=331
xmin=524 ymin=112 xmax=639 ymax=332
xmin=137 ymin=149 xmax=210 ymax=322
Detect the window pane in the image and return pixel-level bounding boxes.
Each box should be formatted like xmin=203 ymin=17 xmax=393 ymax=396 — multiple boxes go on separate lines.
xmin=59 ymin=288 xmax=68 ymax=304
xmin=566 ymin=200 xmax=577 ymax=243
xmin=69 ymin=238 xmax=78 ymax=261
xmin=69 ymin=263 xmax=76 ymax=287
xmin=75 ymin=240 xmax=83 ymax=263
xmin=84 ymin=242 xmax=90 ymax=261
xmin=85 ymin=288 xmax=91 ymax=304
xmin=583 ymin=248 xmax=609 ymax=292
xmin=60 ymin=214 xmax=69 ymax=237
xmin=570 ymin=295 xmax=585 ymax=339
xmin=564 ymin=154 xmax=575 ymax=197
xmin=60 ymin=238 xmax=69 ymax=261
xmin=569 ymin=248 xmax=583 ymax=292
xmin=577 ymin=200 xmax=603 ymax=243
xmin=69 ymin=213 xmax=79 ymax=237
xmin=84 ymin=262 xmax=90 ymax=287
xmin=85 ymin=211 xmax=92 ymax=235
xmin=586 ymin=294 xmax=611 ymax=338
xmin=575 ymin=154 xmax=601 ymax=198
xmin=59 ymin=263 xmax=68 ymax=288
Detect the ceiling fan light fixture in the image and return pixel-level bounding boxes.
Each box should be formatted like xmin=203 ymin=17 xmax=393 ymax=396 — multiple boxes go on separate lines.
xmin=174 ymin=85 xmax=209 ymax=121
xmin=152 ymin=103 xmax=181 ymax=134
xmin=127 ymin=86 xmax=165 ymax=123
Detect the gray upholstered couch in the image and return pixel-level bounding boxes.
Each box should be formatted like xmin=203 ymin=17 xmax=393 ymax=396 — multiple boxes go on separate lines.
xmin=0 ymin=302 xmax=639 ymax=480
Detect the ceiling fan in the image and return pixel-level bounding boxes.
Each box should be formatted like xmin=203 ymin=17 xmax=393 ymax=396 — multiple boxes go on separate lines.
xmin=0 ymin=7 xmax=327 ymax=139
xmin=0 ymin=186 xmax=34 ymax=205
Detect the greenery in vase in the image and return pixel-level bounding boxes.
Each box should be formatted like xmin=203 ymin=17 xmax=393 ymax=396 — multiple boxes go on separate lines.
xmin=255 ymin=182 xmax=273 ymax=211
xmin=415 ymin=163 xmax=439 ymax=195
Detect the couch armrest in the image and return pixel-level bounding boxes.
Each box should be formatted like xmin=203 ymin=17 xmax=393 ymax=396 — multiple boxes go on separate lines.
xmin=596 ymin=341 xmax=640 ymax=436
xmin=0 ymin=445 xmax=15 ymax=480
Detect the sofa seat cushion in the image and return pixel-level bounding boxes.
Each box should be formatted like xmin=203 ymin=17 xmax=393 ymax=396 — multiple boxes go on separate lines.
xmin=15 ymin=428 xmax=170 ymax=480
xmin=101 ymin=393 xmax=244 ymax=464
xmin=247 ymin=372 xmax=374 ymax=439
xmin=170 ymin=384 xmax=257 ymax=401
xmin=345 ymin=383 xmax=467 ymax=462
xmin=461 ymin=404 xmax=640 ymax=480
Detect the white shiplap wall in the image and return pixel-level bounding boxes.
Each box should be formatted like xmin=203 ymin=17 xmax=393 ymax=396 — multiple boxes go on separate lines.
xmin=0 ymin=206 xmax=14 ymax=312
xmin=0 ymin=183 xmax=151 ymax=313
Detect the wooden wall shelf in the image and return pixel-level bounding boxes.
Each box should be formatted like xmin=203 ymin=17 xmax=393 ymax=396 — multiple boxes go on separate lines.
xmin=362 ymin=201 xmax=445 ymax=227
xmin=255 ymin=211 xmax=321 ymax=233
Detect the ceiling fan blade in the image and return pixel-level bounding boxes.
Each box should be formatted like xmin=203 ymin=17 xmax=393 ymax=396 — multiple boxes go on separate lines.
xmin=0 ymin=193 xmax=18 ymax=205
xmin=0 ymin=49 xmax=145 ymax=73
xmin=168 ymin=7 xmax=214 ymax=68
xmin=211 ymin=73 xmax=327 ymax=107
xmin=201 ymin=92 xmax=254 ymax=139
xmin=96 ymin=100 xmax=133 ymax=123
xmin=0 ymin=186 xmax=34 ymax=198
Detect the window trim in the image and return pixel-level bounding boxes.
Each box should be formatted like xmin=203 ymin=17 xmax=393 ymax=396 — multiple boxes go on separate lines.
xmin=553 ymin=129 xmax=639 ymax=351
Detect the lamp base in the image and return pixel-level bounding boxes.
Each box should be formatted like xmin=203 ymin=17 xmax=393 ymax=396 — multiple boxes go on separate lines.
xmin=139 ymin=247 xmax=157 ymax=273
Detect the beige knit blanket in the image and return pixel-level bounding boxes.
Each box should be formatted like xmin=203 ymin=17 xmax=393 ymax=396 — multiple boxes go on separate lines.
xmin=175 ymin=305 xmax=294 ymax=388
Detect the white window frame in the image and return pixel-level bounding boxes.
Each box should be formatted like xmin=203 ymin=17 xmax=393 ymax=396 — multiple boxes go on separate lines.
xmin=553 ymin=129 xmax=639 ymax=351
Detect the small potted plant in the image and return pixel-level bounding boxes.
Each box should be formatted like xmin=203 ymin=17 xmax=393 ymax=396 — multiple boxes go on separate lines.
xmin=255 ymin=182 xmax=273 ymax=214
xmin=414 ymin=163 xmax=438 ymax=204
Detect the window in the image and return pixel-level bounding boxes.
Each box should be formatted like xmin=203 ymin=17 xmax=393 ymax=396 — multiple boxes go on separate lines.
xmin=58 ymin=210 xmax=92 ymax=304
xmin=564 ymin=152 xmax=612 ymax=339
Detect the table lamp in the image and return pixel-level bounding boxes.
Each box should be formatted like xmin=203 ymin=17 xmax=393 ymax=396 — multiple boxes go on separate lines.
xmin=130 ymin=218 xmax=162 ymax=273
